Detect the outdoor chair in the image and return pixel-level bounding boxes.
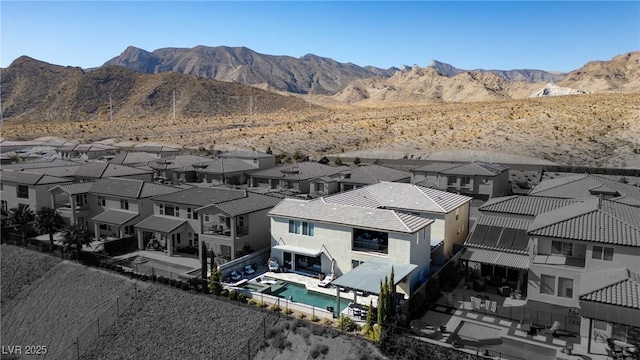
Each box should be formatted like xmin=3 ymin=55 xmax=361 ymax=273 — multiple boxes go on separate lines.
xmin=606 ymin=348 xmax=624 ymax=360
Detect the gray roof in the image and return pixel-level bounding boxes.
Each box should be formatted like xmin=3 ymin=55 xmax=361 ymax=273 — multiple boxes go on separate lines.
xmin=335 ymin=165 xmax=411 ymax=185
xmin=331 ymin=258 xmax=418 ymax=295
xmin=152 ymin=187 xmax=247 ymax=207
xmin=109 ymin=152 xmax=159 ymax=165
xmin=91 ymin=209 xmax=139 ymax=226
xmin=268 ymin=198 xmax=433 ymax=234
xmin=191 ymin=158 xmax=258 ymax=174
xmin=413 ymin=179 xmax=444 ymax=190
xmin=209 ymin=192 xmax=282 ymax=216
xmin=440 ymin=162 xmax=509 ymax=176
xmin=133 ymin=145 xmax=181 ymax=153
xmin=479 ymin=196 xmax=582 ymax=217
xmin=411 ymin=162 xmax=460 ymax=173
xmin=465 ymin=215 xmax=531 ymax=254
xmin=147 ymin=155 xmax=212 ymax=171
xmin=75 ymin=163 xmax=152 ymax=179
xmin=16 ymin=165 xmax=81 ymax=177
xmin=0 ymin=158 xmax=77 ymax=170
xmin=135 ymin=215 xmax=187 ymax=233
xmin=57 ymin=143 xmax=117 ymax=152
xmin=528 ymin=198 xmax=640 ymax=247
xmin=219 ymin=150 xmax=274 ymax=159
xmin=250 ymin=162 xmax=347 ymax=181
xmin=530 ymin=174 xmax=640 ymax=205
xmin=90 ymin=178 xmax=180 ymax=199
xmin=0 ymin=170 xmax=71 ymax=185
xmin=324 ymin=182 xmax=471 ymax=213
xmin=50 ymin=182 xmax=94 ymax=195
xmin=580 ymin=269 xmax=640 ymax=309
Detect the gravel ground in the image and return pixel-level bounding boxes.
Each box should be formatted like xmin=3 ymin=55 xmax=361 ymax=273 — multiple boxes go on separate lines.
xmin=0 ymin=244 xmax=62 ymax=305
xmin=81 ymin=284 xmax=278 ymax=360
xmin=1 ymin=261 xmax=140 ymax=360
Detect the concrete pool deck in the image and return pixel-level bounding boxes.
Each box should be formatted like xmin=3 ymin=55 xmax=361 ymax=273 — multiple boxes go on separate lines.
xmin=417 ymin=305 xmax=607 ymax=360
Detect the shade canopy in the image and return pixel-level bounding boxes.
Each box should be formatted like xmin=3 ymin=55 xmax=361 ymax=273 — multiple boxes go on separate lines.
xmin=331 ymin=258 xmax=417 ymax=295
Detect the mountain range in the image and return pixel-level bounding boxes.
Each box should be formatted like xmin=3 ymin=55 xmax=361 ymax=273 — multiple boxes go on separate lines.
xmin=1 ymin=46 xmax=638 ymax=121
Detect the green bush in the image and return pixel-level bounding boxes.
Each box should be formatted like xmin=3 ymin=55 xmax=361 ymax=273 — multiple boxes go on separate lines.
xmin=248 ymin=299 xmax=257 ymax=306
xmin=221 ymin=289 xmax=229 ymax=297
xmin=229 ymin=290 xmax=238 ymax=301
xmin=310 ymin=315 xmax=320 ymax=322
xmin=284 ymin=308 xmax=294 ymax=315
xmin=238 ymin=294 xmax=247 ymax=303
xmin=270 ymin=303 xmax=282 ymax=312
xmin=337 ymin=315 xmax=360 ymax=332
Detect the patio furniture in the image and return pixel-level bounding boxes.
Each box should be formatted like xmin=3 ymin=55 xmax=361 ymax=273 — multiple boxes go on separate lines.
xmin=230 ymin=271 xmax=242 ymax=281
xmin=318 ymin=273 xmax=334 ymax=288
xmin=244 ymin=264 xmax=256 ymax=275
xmin=498 ymin=286 xmax=511 ymax=297
xmin=606 ymin=348 xmax=624 ymax=360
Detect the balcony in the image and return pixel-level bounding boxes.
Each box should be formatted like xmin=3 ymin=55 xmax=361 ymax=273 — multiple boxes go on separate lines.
xmin=202 ymin=224 xmax=249 ymax=238
xmin=532 ymin=255 xmax=585 ymax=268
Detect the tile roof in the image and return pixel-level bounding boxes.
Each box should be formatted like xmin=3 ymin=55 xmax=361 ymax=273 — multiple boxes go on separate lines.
xmin=411 ymin=162 xmax=460 ymax=173
xmin=89 ymin=179 xmax=180 ymax=199
xmin=528 ymin=198 xmax=640 ymax=246
xmin=465 ymin=215 xmax=531 ymax=254
xmin=211 ymin=192 xmax=282 ymax=216
xmin=479 ymin=196 xmax=582 ymax=217
xmin=219 ymin=150 xmax=274 ymax=159
xmin=147 ymin=155 xmax=213 ymax=170
xmin=17 ymin=165 xmax=81 ymax=177
xmin=190 ymin=158 xmax=258 ymax=174
xmin=250 ymin=162 xmax=347 ymax=181
xmin=413 ymin=179 xmax=444 ymax=190
xmin=57 ymin=143 xmax=118 ymax=152
xmin=50 ymin=182 xmax=94 ymax=195
xmin=74 ymin=163 xmax=152 ymax=179
xmin=440 ymin=162 xmax=509 ymax=176
xmin=530 ymin=174 xmax=640 ymax=204
xmin=135 ymin=215 xmax=187 ymax=233
xmin=109 ymin=152 xmax=159 ymax=165
xmin=335 ymin=165 xmax=412 ymax=185
xmin=152 ymin=187 xmax=247 ymax=207
xmin=268 ymin=198 xmax=434 ymax=233
xmin=580 ymin=269 xmax=640 ymax=309
xmin=91 ymin=209 xmax=139 ymax=226
xmin=360 ymin=182 xmax=472 ymax=213
xmin=0 ymin=170 xmax=71 ymax=185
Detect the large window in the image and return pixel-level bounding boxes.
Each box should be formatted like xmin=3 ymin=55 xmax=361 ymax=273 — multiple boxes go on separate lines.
xmin=120 ymin=199 xmax=129 ymax=210
xmin=98 ymin=196 xmax=105 ymax=206
xmin=592 ymin=246 xmax=614 ymax=261
xmin=558 ymin=277 xmax=574 ymax=298
xmin=315 ymin=183 xmax=324 ymax=192
xmin=165 ymin=206 xmax=175 ymax=216
xmin=541 ymin=274 xmax=555 ymax=295
xmin=447 ymin=176 xmax=456 ymax=185
xmin=17 ymin=185 xmax=29 ymax=199
xmin=353 ymin=228 xmax=389 ymax=254
xmin=289 ymin=220 xmax=313 ymax=236
xmin=551 ymin=240 xmax=573 ymax=257
xmin=460 ymin=176 xmax=471 ymax=186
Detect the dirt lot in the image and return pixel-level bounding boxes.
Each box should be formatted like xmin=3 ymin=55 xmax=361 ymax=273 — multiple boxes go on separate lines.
xmin=0 ymin=244 xmax=62 ymax=305
xmin=1 ymin=261 xmax=142 ymax=360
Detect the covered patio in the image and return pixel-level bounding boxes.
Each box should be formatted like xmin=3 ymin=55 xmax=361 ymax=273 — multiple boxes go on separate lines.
xmin=91 ymin=209 xmax=139 ymax=241
xmin=135 ymin=215 xmax=187 ymax=256
xmin=459 ymin=247 xmax=529 ymax=296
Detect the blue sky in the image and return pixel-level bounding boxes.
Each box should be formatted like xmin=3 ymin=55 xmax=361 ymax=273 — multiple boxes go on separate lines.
xmin=2 ymin=1 xmax=639 ymax=72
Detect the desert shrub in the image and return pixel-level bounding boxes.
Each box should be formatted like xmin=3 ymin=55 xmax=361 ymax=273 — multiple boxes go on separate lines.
xmin=238 ymin=294 xmax=247 ymax=303
xmin=321 ymin=318 xmax=333 ymax=326
xmin=221 ymin=289 xmax=229 ymax=297
xmin=229 ymin=290 xmax=238 ymax=301
xmin=174 ymin=280 xmax=183 ymax=288
xmin=284 ymin=308 xmax=294 ymax=315
xmin=270 ymin=333 xmax=291 ymax=352
xmin=248 ymin=299 xmax=257 ymax=306
xmin=181 ymin=283 xmax=189 ymax=290
xmin=309 ymin=343 xmax=329 ymax=359
xmin=270 ymin=303 xmax=282 ymax=312
xmin=169 ymin=279 xmax=176 ymax=287
xmin=337 ymin=315 xmax=360 ymax=332
xmin=258 ymin=301 xmax=268 ymax=308
xmin=311 ymin=324 xmax=326 ymax=336
xmin=295 ymin=312 xmax=306 ymax=320
xmin=311 ymin=315 xmax=320 ymax=322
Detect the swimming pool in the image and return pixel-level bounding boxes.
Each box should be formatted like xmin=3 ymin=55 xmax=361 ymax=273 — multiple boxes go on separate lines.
xmin=115 ymin=256 xmax=194 ymax=277
xmin=265 ymin=281 xmax=350 ymax=313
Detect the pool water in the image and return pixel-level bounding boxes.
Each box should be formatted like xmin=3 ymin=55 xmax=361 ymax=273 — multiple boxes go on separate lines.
xmin=266 ymin=282 xmax=350 ymax=312
xmin=115 ymin=256 xmax=194 ymax=276
xmin=486 ymin=337 xmax=557 ymax=360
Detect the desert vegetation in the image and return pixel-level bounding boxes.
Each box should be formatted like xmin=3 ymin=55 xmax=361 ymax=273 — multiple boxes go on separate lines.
xmin=3 ymin=93 xmax=639 ymax=167
xmin=0 ymin=244 xmax=61 ymax=304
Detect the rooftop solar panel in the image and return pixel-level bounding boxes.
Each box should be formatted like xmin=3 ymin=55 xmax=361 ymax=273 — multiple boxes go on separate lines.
xmin=497 ymin=228 xmax=517 ymax=249
xmin=513 ymin=230 xmax=530 ymax=251
xmin=484 ymin=226 xmax=502 ymax=247
xmin=468 ymin=224 xmax=489 ymax=244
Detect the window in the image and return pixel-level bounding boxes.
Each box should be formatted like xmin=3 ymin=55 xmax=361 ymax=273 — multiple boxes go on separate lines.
xmin=592 ymin=246 xmax=614 ymax=261
xmin=187 ymin=208 xmax=192 ymax=219
xmin=460 ymin=176 xmax=470 ymax=186
xmin=188 ymin=232 xmax=193 ymax=246
xmin=175 ymin=207 xmax=180 ymax=217
xmin=159 ymin=204 xmax=164 ymax=215
xmin=125 ymin=225 xmax=134 ymax=235
xmin=352 ymin=260 xmax=364 ymax=269
xmin=204 ymin=214 xmax=210 ymax=222
xmin=447 ymin=176 xmax=456 ymax=185
xmin=315 ymin=183 xmax=324 ymax=192
xmin=98 ymin=196 xmax=105 ymax=206
xmin=165 ymin=206 xmax=175 ymax=216
xmin=551 ymin=240 xmax=573 ymax=257
xmin=120 ymin=199 xmax=129 ymax=210
xmin=302 ymin=222 xmax=314 ymax=236
xmin=558 ymin=277 xmax=574 ymax=298
xmin=238 ymin=216 xmax=245 ymax=227
xmin=76 ymin=194 xmax=87 ymax=205
xmin=193 ymin=234 xmax=198 ymax=247
xmin=17 ymin=185 xmax=29 ymax=199
xmin=593 ymin=320 xmax=608 ymax=331
xmin=541 ymin=274 xmax=555 ymax=295
xmin=1 ymin=200 xmax=8 ymax=213
xmin=99 ymin=224 xmax=111 ymax=231
xmin=193 ymin=211 xmax=198 ymax=220
xmin=289 ymin=220 xmax=301 ymax=234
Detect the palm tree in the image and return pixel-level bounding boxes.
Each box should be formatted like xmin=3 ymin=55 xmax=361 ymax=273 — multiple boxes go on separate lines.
xmin=7 ymin=204 xmax=35 ymax=246
xmin=34 ymin=207 xmax=65 ymax=250
xmin=62 ymin=224 xmax=92 ymax=258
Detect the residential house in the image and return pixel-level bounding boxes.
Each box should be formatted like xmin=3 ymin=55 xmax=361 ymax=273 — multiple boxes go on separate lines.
xmin=268 ymin=197 xmax=434 ymax=297
xmin=109 ymin=152 xmax=160 ymax=167
xmin=87 ymin=178 xmax=181 ymax=241
xmin=411 ymin=161 xmax=511 ymax=200
xmin=136 ymin=187 xmax=281 ymax=260
xmin=250 ymin=162 xmax=347 ymax=194
xmin=56 ymin=143 xmax=118 ymax=161
xmin=133 ymin=144 xmax=182 ymax=158
xmin=529 ymin=173 xmax=640 ymax=207
xmin=218 ymin=150 xmax=276 ymax=170
xmin=191 ymin=158 xmax=261 ymax=186
xmin=526 ymin=198 xmax=640 ymax=349
xmin=49 ymin=182 xmax=94 ymax=228
xmin=147 ymin=155 xmax=212 ymax=183
xmin=309 ymin=164 xmax=411 ymax=196
xmin=74 ymin=163 xmax=154 ymax=182
xmin=0 ymin=170 xmax=71 ymax=213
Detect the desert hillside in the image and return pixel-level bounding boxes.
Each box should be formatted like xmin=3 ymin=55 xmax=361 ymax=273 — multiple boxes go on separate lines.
xmin=558 ymin=51 xmax=640 ymax=93
xmin=3 ymin=93 xmax=639 ymax=168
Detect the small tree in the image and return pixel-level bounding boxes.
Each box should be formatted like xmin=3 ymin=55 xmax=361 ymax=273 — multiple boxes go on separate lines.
xmin=208 ymin=268 xmax=222 ymax=295
xmin=34 ymin=207 xmax=65 ymax=250
xmin=201 ymin=242 xmax=208 ymax=279
xmin=62 ymin=224 xmax=92 ymax=258
xmin=7 ymin=204 xmax=35 ymax=245
xmin=334 ymin=156 xmax=343 ymax=166
xmin=265 ymin=146 xmax=273 ymax=155
xmin=353 ymin=156 xmax=361 ymax=165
